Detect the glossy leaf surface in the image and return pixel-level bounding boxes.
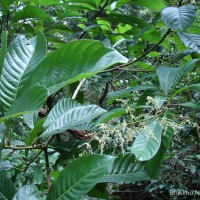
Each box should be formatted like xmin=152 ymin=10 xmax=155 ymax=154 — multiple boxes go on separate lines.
xmin=47 ymin=154 xmax=114 ymax=200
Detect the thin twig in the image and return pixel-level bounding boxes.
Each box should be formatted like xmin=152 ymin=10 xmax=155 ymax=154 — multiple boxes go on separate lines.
xmin=79 ymin=0 xmax=110 ymax=39
xmin=72 ymin=78 xmax=87 ymax=99
xmin=3 ymin=145 xmax=46 ymax=150
xmin=44 ymin=148 xmax=51 ymax=190
xmin=104 ymin=28 xmax=171 ymax=73
xmin=23 ymin=150 xmax=43 ymax=172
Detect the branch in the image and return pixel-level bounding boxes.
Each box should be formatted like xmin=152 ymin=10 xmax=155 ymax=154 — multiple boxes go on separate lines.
xmin=23 ymin=150 xmax=43 ymax=172
xmin=79 ymin=0 xmax=110 ymax=39
xmin=104 ymin=28 xmax=171 ymax=73
xmin=3 ymin=145 xmax=46 ymax=150
xmin=44 ymin=148 xmax=51 ymax=190
xmin=72 ymin=78 xmax=86 ymax=99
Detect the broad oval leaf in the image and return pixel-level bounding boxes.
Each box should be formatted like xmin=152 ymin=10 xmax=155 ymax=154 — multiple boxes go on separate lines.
xmin=12 ymin=5 xmax=52 ymax=24
xmin=43 ymin=98 xmax=81 ymax=127
xmin=4 ymin=86 xmax=48 ymax=117
xmin=47 ymin=154 xmax=114 ymax=200
xmin=131 ymin=121 xmax=162 ymax=161
xmin=100 ymin=153 xmax=150 ymax=183
xmin=12 ymin=185 xmax=41 ymax=200
xmin=0 ymin=32 xmax=46 ymax=113
xmin=41 ymin=105 xmax=106 ymax=138
xmin=25 ymin=40 xmax=128 ymax=95
xmin=178 ymin=32 xmax=200 ymax=53
xmin=0 ymin=171 xmax=16 ymax=200
xmin=156 ymin=60 xmax=198 ymax=95
xmin=161 ymin=5 xmax=197 ymax=31
xmin=145 ymin=127 xmax=173 ymax=178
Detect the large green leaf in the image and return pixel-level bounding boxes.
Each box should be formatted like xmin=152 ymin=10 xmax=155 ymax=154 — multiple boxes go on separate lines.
xmin=24 ymin=40 xmax=128 ymax=95
xmin=161 ymin=5 xmax=196 ymax=31
xmin=0 ymin=171 xmax=16 ymax=200
xmin=156 ymin=60 xmax=198 ymax=95
xmin=114 ymin=0 xmax=165 ymax=10
xmin=41 ymin=105 xmax=106 ymax=138
xmin=0 ymin=32 xmax=7 ymax=76
xmin=12 ymin=185 xmax=41 ymax=200
xmin=0 ymin=32 xmax=46 ymax=113
xmin=1 ymin=0 xmax=14 ymax=14
xmin=178 ymin=32 xmax=200 ymax=53
xmin=145 ymin=127 xmax=173 ymax=178
xmin=100 ymin=153 xmax=150 ymax=183
xmin=43 ymin=98 xmax=81 ymax=127
xmin=181 ymin=102 xmax=200 ymax=110
xmin=12 ymin=5 xmax=52 ymax=24
xmin=107 ymin=84 xmax=154 ymax=105
xmin=131 ymin=121 xmax=162 ymax=161
xmin=4 ymin=86 xmax=48 ymax=117
xmin=30 ymin=0 xmax=60 ymax=6
xmin=47 ymin=154 xmax=114 ymax=200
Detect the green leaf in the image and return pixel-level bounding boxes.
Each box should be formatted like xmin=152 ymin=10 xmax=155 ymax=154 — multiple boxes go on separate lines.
xmin=131 ymin=121 xmax=162 ymax=161
xmin=23 ymin=112 xmax=38 ymax=129
xmin=0 ymin=32 xmax=46 ymax=113
xmin=96 ymin=108 xmax=127 ymax=124
xmin=107 ymin=84 xmax=154 ymax=105
xmin=1 ymin=0 xmax=14 ymax=14
xmin=115 ymin=0 xmax=165 ymax=10
xmin=4 ymin=86 xmax=48 ymax=117
xmin=47 ymin=154 xmax=114 ymax=200
xmin=0 ymin=32 xmax=7 ymax=76
xmin=100 ymin=153 xmax=150 ymax=183
xmin=12 ymin=185 xmax=41 ymax=200
xmin=12 ymin=5 xmax=52 ymax=24
xmin=43 ymin=98 xmax=81 ymax=127
xmin=178 ymin=32 xmax=200 ymax=53
xmin=24 ymin=40 xmax=128 ymax=95
xmin=154 ymin=95 xmax=166 ymax=109
xmin=30 ymin=0 xmax=60 ymax=6
xmin=41 ymin=105 xmax=106 ymax=138
xmin=156 ymin=60 xmax=198 ymax=95
xmin=0 ymin=171 xmax=16 ymax=200
xmin=145 ymin=127 xmax=173 ymax=178
xmin=181 ymin=102 xmax=200 ymax=109
xmin=161 ymin=5 xmax=197 ymax=31
xmin=131 ymin=0 xmax=166 ymax=11
xmin=26 ymin=118 xmax=46 ymax=145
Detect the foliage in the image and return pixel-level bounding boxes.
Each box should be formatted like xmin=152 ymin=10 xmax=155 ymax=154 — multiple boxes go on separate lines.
xmin=0 ymin=0 xmax=199 ymax=199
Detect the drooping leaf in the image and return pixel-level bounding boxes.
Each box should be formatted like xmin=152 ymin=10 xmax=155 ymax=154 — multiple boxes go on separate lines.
xmin=178 ymin=32 xmax=200 ymax=53
xmin=154 ymin=95 xmax=166 ymax=109
xmin=26 ymin=118 xmax=46 ymax=145
xmin=12 ymin=185 xmax=41 ymax=200
xmin=1 ymin=0 xmax=14 ymax=14
xmin=41 ymin=105 xmax=106 ymax=138
xmin=24 ymin=40 xmax=128 ymax=95
xmin=114 ymin=0 xmax=165 ymax=10
xmin=161 ymin=5 xmax=197 ymax=31
xmin=145 ymin=127 xmax=173 ymax=178
xmin=156 ymin=60 xmax=198 ymax=95
xmin=12 ymin=5 xmax=52 ymax=24
xmin=107 ymin=84 xmax=155 ymax=105
xmin=0 ymin=171 xmax=16 ymax=200
xmin=4 ymin=86 xmax=48 ymax=117
xmin=43 ymin=98 xmax=81 ymax=127
xmin=23 ymin=112 xmax=38 ymax=129
xmin=96 ymin=108 xmax=127 ymax=124
xmin=0 ymin=32 xmax=46 ymax=113
xmin=0 ymin=31 xmax=7 ymax=76
xmin=181 ymin=102 xmax=200 ymax=109
xmin=47 ymin=154 xmax=114 ymax=200
xmin=131 ymin=121 xmax=162 ymax=161
xmin=100 ymin=153 xmax=150 ymax=183
xmin=30 ymin=0 xmax=60 ymax=6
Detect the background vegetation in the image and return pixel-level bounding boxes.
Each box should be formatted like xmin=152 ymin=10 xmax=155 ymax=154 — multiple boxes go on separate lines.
xmin=0 ymin=0 xmax=199 ymax=199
